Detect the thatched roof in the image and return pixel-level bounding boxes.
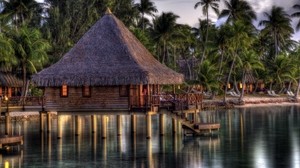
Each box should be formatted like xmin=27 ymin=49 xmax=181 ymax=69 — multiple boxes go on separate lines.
xmin=244 ymin=71 xmax=256 ymax=84
xmin=32 ymin=11 xmax=184 ymax=87
xmin=0 ymin=72 xmax=23 ymax=87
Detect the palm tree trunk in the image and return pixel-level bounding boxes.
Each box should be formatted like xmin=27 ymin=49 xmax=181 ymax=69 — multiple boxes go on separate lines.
xmin=223 ymin=53 xmax=236 ymax=103
xmin=162 ymin=40 xmax=166 ymax=64
xmin=294 ymin=79 xmax=300 ymax=100
xmin=22 ymin=63 xmax=27 ymax=97
xmin=239 ymin=70 xmax=246 ymax=101
xmin=200 ymin=12 xmax=209 ymax=65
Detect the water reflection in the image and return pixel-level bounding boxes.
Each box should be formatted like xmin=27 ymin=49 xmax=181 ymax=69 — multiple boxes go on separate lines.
xmin=0 ymin=106 xmax=300 ymax=167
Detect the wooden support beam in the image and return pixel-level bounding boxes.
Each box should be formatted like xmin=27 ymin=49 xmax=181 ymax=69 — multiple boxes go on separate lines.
xmin=117 ymin=115 xmax=122 ymax=136
xmin=47 ymin=112 xmax=52 ymax=133
xmin=146 ymin=114 xmax=151 ymax=139
xmin=101 ymin=115 xmax=107 ymax=139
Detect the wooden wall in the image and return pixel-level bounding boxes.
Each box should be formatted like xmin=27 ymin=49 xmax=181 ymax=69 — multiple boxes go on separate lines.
xmin=44 ymin=86 xmax=129 ymax=111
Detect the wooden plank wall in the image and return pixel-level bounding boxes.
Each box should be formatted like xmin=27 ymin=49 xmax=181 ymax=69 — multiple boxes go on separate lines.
xmin=44 ymin=86 xmax=129 ymax=111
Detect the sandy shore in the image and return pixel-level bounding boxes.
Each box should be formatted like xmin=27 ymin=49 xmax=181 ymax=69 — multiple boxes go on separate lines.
xmin=203 ymin=94 xmax=300 ymax=108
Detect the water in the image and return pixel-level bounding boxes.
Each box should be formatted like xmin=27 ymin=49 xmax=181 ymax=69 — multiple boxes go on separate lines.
xmin=1 ymin=105 xmax=300 ymax=168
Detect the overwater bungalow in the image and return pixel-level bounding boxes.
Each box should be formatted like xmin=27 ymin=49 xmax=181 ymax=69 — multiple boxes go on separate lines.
xmin=32 ymin=9 xmax=184 ymax=112
xmin=0 ymin=67 xmax=23 ymax=98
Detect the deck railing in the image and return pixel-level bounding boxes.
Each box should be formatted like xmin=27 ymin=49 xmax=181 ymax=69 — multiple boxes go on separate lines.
xmin=0 ymin=96 xmax=44 ymax=107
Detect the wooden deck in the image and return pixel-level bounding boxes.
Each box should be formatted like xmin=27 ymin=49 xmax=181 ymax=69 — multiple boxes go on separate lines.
xmin=0 ymin=135 xmax=23 ymax=150
xmin=166 ymin=111 xmax=220 ymax=136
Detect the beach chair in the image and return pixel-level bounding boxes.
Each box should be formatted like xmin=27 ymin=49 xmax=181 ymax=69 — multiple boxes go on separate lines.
xmin=287 ymin=91 xmax=295 ymax=97
xmin=271 ymin=90 xmax=279 ymax=96
xmin=267 ymin=90 xmax=274 ymax=96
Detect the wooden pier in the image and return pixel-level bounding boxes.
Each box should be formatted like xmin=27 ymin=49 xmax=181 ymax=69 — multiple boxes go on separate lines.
xmin=0 ymin=136 xmax=23 ymax=151
xmin=166 ymin=111 xmax=220 ymax=136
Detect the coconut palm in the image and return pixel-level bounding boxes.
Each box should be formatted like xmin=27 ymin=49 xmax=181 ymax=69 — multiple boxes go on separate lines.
xmin=194 ymin=0 xmax=220 ymax=64
xmin=219 ymin=0 xmax=256 ymax=24
xmin=292 ymin=2 xmax=300 ymax=31
xmin=135 ymin=0 xmax=157 ymax=30
xmin=0 ymin=33 xmax=17 ymax=67
xmin=259 ymin=6 xmax=294 ymax=58
xmin=266 ymin=54 xmax=293 ymax=92
xmin=223 ymin=21 xmax=254 ymax=102
xmin=7 ymin=27 xmax=50 ymax=96
xmin=0 ymin=0 xmax=43 ymax=27
xmin=151 ymin=12 xmax=179 ymax=64
xmin=237 ymin=50 xmax=264 ymax=101
xmin=197 ymin=60 xmax=221 ymax=99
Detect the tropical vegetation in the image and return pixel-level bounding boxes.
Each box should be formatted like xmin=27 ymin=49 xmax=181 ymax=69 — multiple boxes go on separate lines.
xmin=0 ymin=0 xmax=300 ymax=101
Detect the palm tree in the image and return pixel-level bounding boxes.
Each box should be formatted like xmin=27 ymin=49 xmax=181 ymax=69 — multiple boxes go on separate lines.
xmin=223 ymin=21 xmax=254 ymax=102
xmin=151 ymin=12 xmax=179 ymax=64
xmin=0 ymin=0 xmax=43 ymax=28
xmin=267 ymin=54 xmax=293 ymax=92
xmin=219 ymin=0 xmax=256 ymax=24
xmin=194 ymin=0 xmax=220 ymax=64
xmin=292 ymin=2 xmax=300 ymax=31
xmin=135 ymin=0 xmax=158 ymax=30
xmin=8 ymin=27 xmax=51 ymax=96
xmin=0 ymin=33 xmax=17 ymax=67
xmin=197 ymin=60 xmax=221 ymax=99
xmin=259 ymin=6 xmax=294 ymax=58
xmin=237 ymin=50 xmax=264 ymax=101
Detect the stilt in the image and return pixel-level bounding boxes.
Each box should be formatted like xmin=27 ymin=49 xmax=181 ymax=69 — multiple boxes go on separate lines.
xmin=57 ymin=114 xmax=62 ymax=139
xmin=102 ymin=139 xmax=107 ymax=166
xmin=117 ymin=115 xmax=122 ymax=136
xmin=40 ymin=112 xmax=45 ymax=132
xmin=47 ymin=112 xmax=51 ymax=133
xmin=146 ymin=114 xmax=152 ymax=139
xmin=193 ymin=112 xmax=197 ymax=123
xmin=101 ymin=115 xmax=107 ymax=139
xmin=75 ymin=115 xmax=81 ymax=136
xmin=131 ymin=115 xmax=136 ymax=134
xmin=91 ymin=115 xmax=97 ymax=133
xmin=159 ymin=114 xmax=164 ymax=136
xmin=5 ymin=112 xmax=11 ymax=135
xmin=172 ymin=118 xmax=177 ymax=134
xmin=147 ymin=140 xmax=153 ymax=168
xmin=47 ymin=133 xmax=52 ymax=161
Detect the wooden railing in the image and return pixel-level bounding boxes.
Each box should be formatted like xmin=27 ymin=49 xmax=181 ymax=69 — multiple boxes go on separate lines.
xmin=130 ymin=93 xmax=203 ymax=110
xmin=0 ymin=96 xmax=44 ymax=107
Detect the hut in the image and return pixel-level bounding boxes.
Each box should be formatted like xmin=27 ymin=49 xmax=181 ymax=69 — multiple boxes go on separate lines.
xmin=32 ymin=10 xmax=184 ymax=112
xmin=0 ymin=67 xmax=23 ymax=98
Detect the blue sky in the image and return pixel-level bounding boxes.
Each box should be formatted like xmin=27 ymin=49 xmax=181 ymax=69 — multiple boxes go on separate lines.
xmin=135 ymin=0 xmax=300 ymax=40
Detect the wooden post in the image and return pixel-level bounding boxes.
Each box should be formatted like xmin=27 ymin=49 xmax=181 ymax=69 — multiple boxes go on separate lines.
xmin=47 ymin=112 xmax=51 ymax=133
xmin=101 ymin=115 xmax=107 ymax=139
xmin=172 ymin=118 xmax=177 ymax=134
xmin=57 ymin=114 xmax=62 ymax=139
xmin=40 ymin=112 xmax=45 ymax=132
xmin=131 ymin=115 xmax=136 ymax=134
xmin=91 ymin=115 xmax=97 ymax=133
xmin=139 ymin=84 xmax=143 ymax=107
xmin=159 ymin=114 xmax=164 ymax=136
xmin=193 ymin=111 xmax=197 ymax=123
xmin=5 ymin=112 xmax=11 ymax=135
xmin=146 ymin=114 xmax=151 ymax=139
xmin=75 ymin=115 xmax=81 ymax=136
xmin=117 ymin=115 xmax=122 ymax=136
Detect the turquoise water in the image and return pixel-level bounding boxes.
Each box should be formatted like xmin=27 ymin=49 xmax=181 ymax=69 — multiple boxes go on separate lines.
xmin=1 ymin=105 xmax=300 ymax=168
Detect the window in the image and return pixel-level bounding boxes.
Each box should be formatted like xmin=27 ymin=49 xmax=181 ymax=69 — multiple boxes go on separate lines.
xmin=82 ymin=85 xmax=91 ymax=97
xmin=61 ymin=84 xmax=68 ymax=97
xmin=119 ymin=85 xmax=128 ymax=97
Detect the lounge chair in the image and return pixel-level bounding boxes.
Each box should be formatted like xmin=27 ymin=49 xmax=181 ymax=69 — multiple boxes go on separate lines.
xmin=271 ymin=90 xmax=279 ymax=96
xmin=287 ymin=91 xmax=295 ymax=97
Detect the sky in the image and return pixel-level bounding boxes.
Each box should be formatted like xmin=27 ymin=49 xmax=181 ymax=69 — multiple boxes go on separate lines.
xmin=134 ymin=0 xmax=300 ymax=40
